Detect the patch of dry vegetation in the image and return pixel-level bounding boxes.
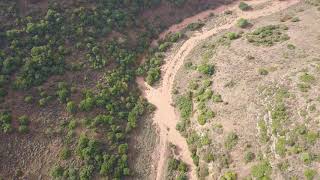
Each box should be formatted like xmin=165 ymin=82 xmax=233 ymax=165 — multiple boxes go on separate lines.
xmin=173 ymin=2 xmax=320 ymax=179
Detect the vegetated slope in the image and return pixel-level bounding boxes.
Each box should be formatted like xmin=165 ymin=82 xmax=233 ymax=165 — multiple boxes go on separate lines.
xmin=172 ymin=1 xmax=320 ymax=179
xmin=0 ymin=0 xmax=236 ymax=179
xmin=139 ymin=0 xmax=303 ymax=179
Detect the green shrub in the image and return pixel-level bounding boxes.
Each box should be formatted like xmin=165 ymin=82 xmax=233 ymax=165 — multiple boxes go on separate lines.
xmin=168 ymin=158 xmax=179 ymax=171
xmin=18 ymin=125 xmax=29 ymax=133
xmin=79 ymin=97 xmax=95 ymax=112
xmin=271 ymin=103 xmax=288 ymax=135
xmin=191 ymin=153 xmax=200 ymax=166
xmin=63 ymin=167 xmax=78 ymax=180
xmin=158 ymin=42 xmax=171 ymax=52
xmin=176 ymin=94 xmax=193 ymax=120
xmin=275 ymin=137 xmax=286 ymax=157
xmin=0 ymin=112 xmax=12 ymax=133
xmin=226 ymin=32 xmax=240 ymax=40
xmin=166 ymin=32 xmax=183 ymax=42
xmin=196 ymin=89 xmax=213 ymax=102
xmin=19 ymin=115 xmax=29 ymax=125
xmin=244 ymin=151 xmax=255 ymax=163
xmin=2 ymin=124 xmax=13 ymax=133
xmin=304 ymin=169 xmax=317 ymax=180
xmin=60 ymin=147 xmax=71 ymax=160
xmin=298 ymin=83 xmax=311 ymax=92
xmin=251 ymin=160 xmax=272 ymax=179
xmin=258 ymin=68 xmax=269 ymax=75
xmin=66 ymin=101 xmax=77 ymax=114
xmin=146 ymin=67 xmax=161 ymax=85
xmin=299 ymin=73 xmax=315 ymax=84
xmin=239 ymin=2 xmax=251 ymax=11
xmin=237 ymin=18 xmax=249 ymax=28
xmin=197 ymin=114 xmax=207 ymax=125
xmin=200 ymin=135 xmax=211 ymax=146
xmin=221 ymin=171 xmax=237 ymax=180
xmin=40 ymin=91 xmax=48 ymax=97
xmin=68 ymin=119 xmax=77 ymax=130
xmin=224 ymin=132 xmax=238 ymax=150
xmin=212 ymin=94 xmax=223 ymax=102
xmin=188 ymin=81 xmax=199 ymax=90
xmin=118 ymin=143 xmax=128 ymax=154
xmin=51 ymin=165 xmax=64 ymax=178
xmin=197 ymin=109 xmax=215 ymax=125
xmin=79 ymin=165 xmax=94 ymax=180
xmin=24 ymin=95 xmax=33 ymax=103
xmin=287 ymin=44 xmax=296 ymax=50
xmin=258 ymin=119 xmax=269 ymax=143
xmin=178 ymin=161 xmax=188 ymax=173
xmin=305 ymin=131 xmax=319 ymax=145
xmin=301 ymin=152 xmax=313 ymax=164
xmin=197 ymin=63 xmax=215 ymax=75
xmin=176 ymin=173 xmax=187 ymax=180
xmin=57 ymin=89 xmax=69 ymax=103
xmin=203 ymin=153 xmax=215 ymax=163
xmin=39 ymin=98 xmax=48 ymax=107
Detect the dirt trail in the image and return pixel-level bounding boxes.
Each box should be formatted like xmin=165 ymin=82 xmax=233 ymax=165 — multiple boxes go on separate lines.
xmin=137 ymin=0 xmax=300 ymax=179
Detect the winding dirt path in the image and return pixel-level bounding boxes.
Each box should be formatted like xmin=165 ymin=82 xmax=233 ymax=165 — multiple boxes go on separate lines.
xmin=138 ymin=0 xmax=300 ymax=179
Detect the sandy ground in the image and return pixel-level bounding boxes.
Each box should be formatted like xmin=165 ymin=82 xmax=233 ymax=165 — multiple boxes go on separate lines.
xmin=137 ymin=0 xmax=301 ymax=179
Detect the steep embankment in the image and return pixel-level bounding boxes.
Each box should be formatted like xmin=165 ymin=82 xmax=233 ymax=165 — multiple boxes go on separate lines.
xmin=138 ymin=0 xmax=300 ymax=179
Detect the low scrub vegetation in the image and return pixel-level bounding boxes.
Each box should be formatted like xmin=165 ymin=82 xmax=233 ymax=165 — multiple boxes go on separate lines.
xmin=224 ymin=132 xmax=239 ymax=150
xmin=251 ymin=160 xmax=272 ymax=179
xmin=246 ymin=25 xmax=290 ymax=46
xmin=237 ymin=18 xmax=250 ymax=28
xmin=197 ymin=63 xmax=215 ymax=75
xmin=239 ymin=2 xmax=251 ymax=11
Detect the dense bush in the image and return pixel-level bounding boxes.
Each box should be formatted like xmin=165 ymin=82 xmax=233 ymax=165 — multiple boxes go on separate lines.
xmin=146 ymin=67 xmax=161 ymax=85
xmin=197 ymin=63 xmax=215 ymax=75
xmin=176 ymin=94 xmax=193 ymax=120
xmin=239 ymin=2 xmax=251 ymax=11
xmin=251 ymin=160 xmax=272 ymax=179
xmin=237 ymin=18 xmax=249 ymax=28
xmin=66 ymin=101 xmax=77 ymax=114
xmin=226 ymin=32 xmax=240 ymax=40
xmin=0 ymin=111 xmax=12 ymax=133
